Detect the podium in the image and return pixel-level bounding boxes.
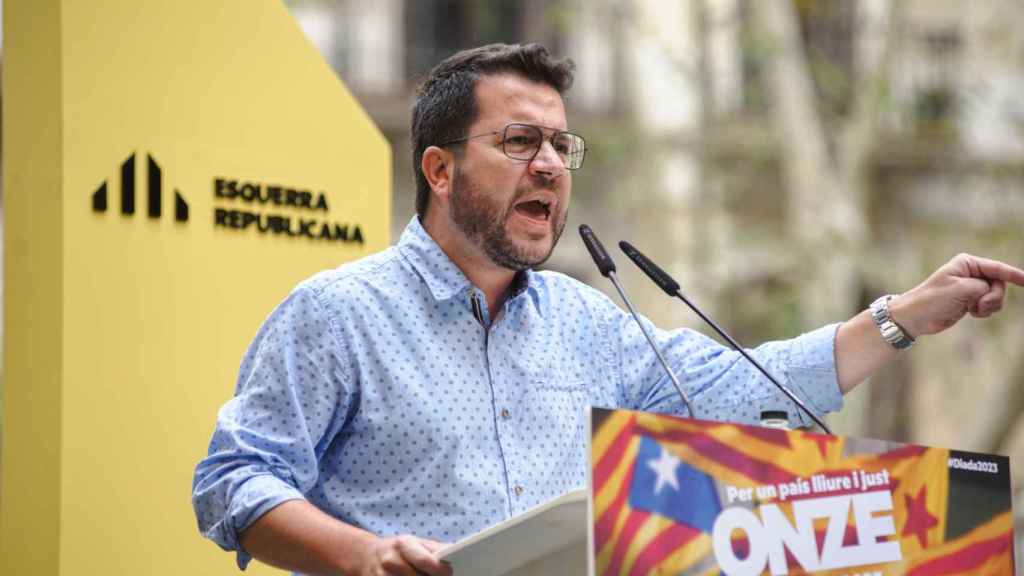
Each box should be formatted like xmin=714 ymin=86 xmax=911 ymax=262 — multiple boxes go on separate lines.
xmin=440 ymin=408 xmax=1015 ymax=575
xmin=439 ymin=489 xmax=588 ymax=575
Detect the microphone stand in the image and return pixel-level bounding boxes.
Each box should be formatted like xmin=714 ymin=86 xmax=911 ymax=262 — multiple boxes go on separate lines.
xmin=579 ymin=225 xmax=697 ymax=419
xmin=619 ymin=240 xmax=833 ymax=435
xmin=606 ymin=269 xmax=697 ymax=419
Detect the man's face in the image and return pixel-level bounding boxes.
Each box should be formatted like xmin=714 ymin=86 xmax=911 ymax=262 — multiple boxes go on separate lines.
xmin=447 ymin=73 xmax=571 ymax=271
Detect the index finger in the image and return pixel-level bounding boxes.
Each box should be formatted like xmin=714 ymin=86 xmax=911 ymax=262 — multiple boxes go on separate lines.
xmin=970 ymin=256 xmax=1024 ymax=287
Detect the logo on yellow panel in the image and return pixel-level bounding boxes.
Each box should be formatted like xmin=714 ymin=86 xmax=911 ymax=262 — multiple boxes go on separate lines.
xmin=91 ymin=152 xmax=365 ymax=245
xmin=92 ymin=152 xmax=190 ymax=222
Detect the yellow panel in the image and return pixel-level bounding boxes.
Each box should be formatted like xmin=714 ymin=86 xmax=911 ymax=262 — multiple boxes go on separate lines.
xmin=1 ymin=0 xmax=64 ymax=574
xmin=4 ymin=0 xmax=391 ymax=574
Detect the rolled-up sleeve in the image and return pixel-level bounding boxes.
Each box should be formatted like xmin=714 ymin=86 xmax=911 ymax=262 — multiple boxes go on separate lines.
xmin=191 ymin=284 xmax=351 ymax=569
xmin=611 ymin=307 xmax=843 ymax=427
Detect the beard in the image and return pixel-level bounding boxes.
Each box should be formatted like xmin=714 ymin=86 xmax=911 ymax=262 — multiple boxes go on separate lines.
xmin=449 ymin=166 xmax=566 ymax=271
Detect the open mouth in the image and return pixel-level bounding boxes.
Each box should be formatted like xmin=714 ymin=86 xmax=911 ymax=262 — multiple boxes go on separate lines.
xmin=513 ymin=198 xmax=552 ymax=222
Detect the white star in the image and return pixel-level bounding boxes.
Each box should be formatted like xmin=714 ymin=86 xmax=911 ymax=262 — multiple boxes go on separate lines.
xmin=647 ymin=446 xmax=681 ymax=495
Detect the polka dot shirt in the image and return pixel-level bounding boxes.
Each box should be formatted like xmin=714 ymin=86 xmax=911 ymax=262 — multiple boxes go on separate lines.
xmin=191 ymin=217 xmax=843 ymax=571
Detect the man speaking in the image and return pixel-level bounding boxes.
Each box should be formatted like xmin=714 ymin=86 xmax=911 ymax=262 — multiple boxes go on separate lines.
xmin=192 ymin=43 xmax=1024 ymax=576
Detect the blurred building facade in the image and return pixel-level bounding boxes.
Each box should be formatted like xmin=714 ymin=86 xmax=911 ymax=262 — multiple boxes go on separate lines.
xmin=286 ymin=0 xmax=1024 ymax=547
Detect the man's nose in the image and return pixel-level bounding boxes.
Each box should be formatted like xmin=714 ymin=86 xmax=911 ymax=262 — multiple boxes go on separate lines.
xmin=528 ymin=140 xmax=566 ymax=177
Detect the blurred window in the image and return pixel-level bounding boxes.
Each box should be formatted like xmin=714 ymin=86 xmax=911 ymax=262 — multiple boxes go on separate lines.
xmin=913 ymin=28 xmax=962 ymax=126
xmin=406 ymin=0 xmax=523 ymax=80
xmin=795 ymin=0 xmax=856 ymax=117
xmin=738 ymin=0 xmax=856 ymax=117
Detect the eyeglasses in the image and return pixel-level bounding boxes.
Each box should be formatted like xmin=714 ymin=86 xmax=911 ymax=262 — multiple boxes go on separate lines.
xmin=440 ymin=123 xmax=587 ymax=170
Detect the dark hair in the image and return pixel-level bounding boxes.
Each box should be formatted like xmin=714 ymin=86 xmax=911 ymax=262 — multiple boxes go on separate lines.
xmin=411 ymin=43 xmax=575 ymax=219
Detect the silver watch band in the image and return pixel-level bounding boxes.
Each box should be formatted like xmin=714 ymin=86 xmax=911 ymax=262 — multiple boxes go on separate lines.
xmin=869 ymin=295 xmax=915 ymax=350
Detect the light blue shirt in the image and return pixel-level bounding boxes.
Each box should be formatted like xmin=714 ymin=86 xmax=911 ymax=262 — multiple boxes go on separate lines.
xmin=192 ymin=217 xmax=843 ymax=571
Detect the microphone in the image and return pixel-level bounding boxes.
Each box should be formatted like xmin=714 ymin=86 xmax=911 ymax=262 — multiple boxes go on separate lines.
xmin=618 ymin=240 xmax=833 ymax=434
xmin=578 ymin=225 xmax=696 ymax=418
xmin=579 ymin=223 xmax=616 ymax=276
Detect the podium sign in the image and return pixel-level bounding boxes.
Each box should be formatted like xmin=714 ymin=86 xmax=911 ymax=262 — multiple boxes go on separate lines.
xmin=590 ymin=408 xmax=1014 ymax=575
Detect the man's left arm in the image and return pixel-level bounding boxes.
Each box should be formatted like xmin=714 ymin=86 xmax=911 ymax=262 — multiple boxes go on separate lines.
xmin=836 ymin=253 xmax=1024 ymax=393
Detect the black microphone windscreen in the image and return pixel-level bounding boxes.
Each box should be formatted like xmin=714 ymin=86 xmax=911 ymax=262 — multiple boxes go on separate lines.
xmin=619 ymin=241 xmax=680 ymax=296
xmin=579 ymin=224 xmax=616 ymax=277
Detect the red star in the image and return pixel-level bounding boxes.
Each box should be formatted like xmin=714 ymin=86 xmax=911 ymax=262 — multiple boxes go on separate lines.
xmin=902 ymin=486 xmax=939 ymax=548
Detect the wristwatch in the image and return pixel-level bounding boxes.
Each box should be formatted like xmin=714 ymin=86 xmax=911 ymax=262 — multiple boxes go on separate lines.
xmin=869 ymin=295 xmax=915 ymax=350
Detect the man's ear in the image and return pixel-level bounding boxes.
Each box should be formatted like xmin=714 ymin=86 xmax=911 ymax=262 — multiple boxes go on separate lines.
xmin=421 ymin=145 xmax=455 ymax=205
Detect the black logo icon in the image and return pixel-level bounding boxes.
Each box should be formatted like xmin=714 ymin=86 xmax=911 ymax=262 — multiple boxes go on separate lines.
xmin=92 ymin=152 xmax=189 ymax=222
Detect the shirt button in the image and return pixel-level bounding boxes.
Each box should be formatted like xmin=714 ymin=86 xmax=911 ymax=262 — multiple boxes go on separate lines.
xmin=514 ymin=485 xmax=524 ymax=496
xmin=500 ymin=408 xmax=511 ymax=419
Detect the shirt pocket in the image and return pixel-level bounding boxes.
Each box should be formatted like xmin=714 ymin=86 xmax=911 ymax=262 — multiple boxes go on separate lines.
xmin=521 ymin=374 xmax=589 ymax=456
xmin=506 ymin=353 xmax=589 ymax=456
xmin=526 ymin=359 xmax=588 ymax=421
xmin=531 ymin=377 xmax=588 ymax=420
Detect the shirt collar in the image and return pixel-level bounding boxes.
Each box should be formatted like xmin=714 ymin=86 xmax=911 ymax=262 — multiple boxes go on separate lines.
xmin=397 ymin=216 xmax=541 ymax=305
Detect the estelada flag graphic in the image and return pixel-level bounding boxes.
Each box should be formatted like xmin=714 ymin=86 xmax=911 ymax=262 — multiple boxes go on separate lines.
xmin=590 ymin=408 xmax=1014 ymax=575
